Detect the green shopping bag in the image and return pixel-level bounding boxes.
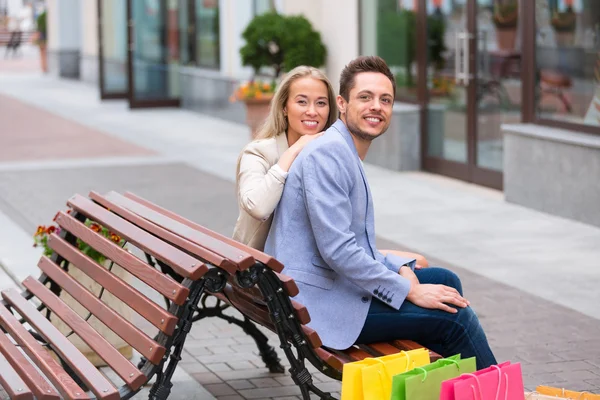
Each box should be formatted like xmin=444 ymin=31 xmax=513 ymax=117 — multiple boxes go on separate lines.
xmin=390 ymin=355 xmax=476 ymax=400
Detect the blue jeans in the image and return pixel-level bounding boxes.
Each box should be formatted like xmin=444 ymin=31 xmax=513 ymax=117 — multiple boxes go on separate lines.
xmin=356 ymin=267 xmax=497 ymax=370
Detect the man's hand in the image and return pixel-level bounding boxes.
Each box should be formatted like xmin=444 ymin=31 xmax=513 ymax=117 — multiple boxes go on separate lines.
xmin=406 ymin=283 xmax=470 ymax=314
xmin=399 ymin=265 xmax=419 ymax=289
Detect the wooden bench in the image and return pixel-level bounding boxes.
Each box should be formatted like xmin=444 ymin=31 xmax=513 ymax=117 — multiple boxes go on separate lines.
xmin=92 ymin=191 xmax=441 ymax=400
xmin=0 ymin=193 xmax=230 ymax=400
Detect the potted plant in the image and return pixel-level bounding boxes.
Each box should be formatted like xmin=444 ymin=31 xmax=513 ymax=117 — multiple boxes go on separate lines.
xmin=34 ymin=10 xmax=47 ymax=73
xmin=33 ymin=216 xmax=133 ymax=366
xmin=235 ymin=10 xmax=327 ymax=138
xmin=550 ymin=1 xmax=576 ymax=46
xmin=492 ymin=0 xmax=518 ymax=51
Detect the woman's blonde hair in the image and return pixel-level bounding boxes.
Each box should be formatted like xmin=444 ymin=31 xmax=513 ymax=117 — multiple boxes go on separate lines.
xmin=255 ymin=66 xmax=337 ymax=140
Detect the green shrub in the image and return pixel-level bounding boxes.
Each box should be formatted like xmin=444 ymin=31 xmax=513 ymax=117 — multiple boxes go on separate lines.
xmin=240 ymin=12 xmax=326 ymax=78
xmin=36 ymin=11 xmax=47 ymax=37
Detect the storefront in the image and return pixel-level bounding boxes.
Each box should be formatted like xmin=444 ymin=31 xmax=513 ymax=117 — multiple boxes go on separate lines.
xmin=52 ymin=0 xmax=599 ymax=224
xmin=360 ymin=0 xmax=600 ymax=191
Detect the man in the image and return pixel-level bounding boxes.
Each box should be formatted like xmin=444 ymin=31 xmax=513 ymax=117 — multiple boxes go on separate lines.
xmin=264 ymin=56 xmax=496 ymax=369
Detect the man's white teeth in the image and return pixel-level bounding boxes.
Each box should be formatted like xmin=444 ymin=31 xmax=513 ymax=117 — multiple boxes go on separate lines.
xmin=366 ymin=117 xmax=381 ymax=122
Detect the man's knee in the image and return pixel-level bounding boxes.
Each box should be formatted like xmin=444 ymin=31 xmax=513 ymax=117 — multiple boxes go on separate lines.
xmin=440 ymin=268 xmax=463 ymax=295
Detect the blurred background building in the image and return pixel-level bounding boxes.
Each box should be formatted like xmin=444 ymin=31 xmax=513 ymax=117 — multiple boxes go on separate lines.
xmin=41 ymin=0 xmax=600 ymax=226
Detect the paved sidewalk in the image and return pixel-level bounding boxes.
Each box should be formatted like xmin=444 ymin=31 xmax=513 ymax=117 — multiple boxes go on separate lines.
xmin=0 ymin=73 xmax=599 ymax=398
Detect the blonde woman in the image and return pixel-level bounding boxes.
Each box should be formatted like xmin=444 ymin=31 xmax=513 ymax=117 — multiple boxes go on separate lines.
xmin=233 ymin=66 xmax=428 ymax=268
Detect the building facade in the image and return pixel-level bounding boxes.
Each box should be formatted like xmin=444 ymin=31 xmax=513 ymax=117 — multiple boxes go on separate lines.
xmin=46 ymin=0 xmax=600 ymax=227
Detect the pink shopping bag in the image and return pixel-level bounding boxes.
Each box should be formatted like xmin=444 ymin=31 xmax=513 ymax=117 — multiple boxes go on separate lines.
xmin=440 ymin=362 xmax=525 ymax=400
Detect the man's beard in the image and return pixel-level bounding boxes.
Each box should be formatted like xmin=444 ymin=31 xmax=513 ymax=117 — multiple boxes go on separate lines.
xmin=345 ymin=114 xmax=387 ymax=142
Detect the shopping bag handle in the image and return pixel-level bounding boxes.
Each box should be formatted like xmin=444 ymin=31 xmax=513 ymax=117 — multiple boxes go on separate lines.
xmin=414 ymin=367 xmax=428 ymax=382
xmin=540 ymin=388 xmax=594 ymax=399
xmin=464 ymin=368 xmax=509 ymax=400
xmin=439 ymin=358 xmax=461 ymax=370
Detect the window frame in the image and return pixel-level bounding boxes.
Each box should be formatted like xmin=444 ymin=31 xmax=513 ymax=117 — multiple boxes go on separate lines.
xmin=184 ymin=0 xmax=220 ymax=70
xmin=357 ymin=0 xmax=421 ymax=105
xmin=521 ymin=0 xmax=600 ymax=136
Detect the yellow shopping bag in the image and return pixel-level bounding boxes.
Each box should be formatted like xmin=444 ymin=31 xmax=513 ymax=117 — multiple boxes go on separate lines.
xmin=340 ymin=348 xmax=430 ymax=400
xmin=536 ymin=386 xmax=600 ymax=400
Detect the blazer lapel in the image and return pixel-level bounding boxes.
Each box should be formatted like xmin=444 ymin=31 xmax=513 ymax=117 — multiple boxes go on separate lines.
xmin=275 ymin=131 xmax=289 ymax=157
xmin=331 ymin=120 xmax=377 ymax=257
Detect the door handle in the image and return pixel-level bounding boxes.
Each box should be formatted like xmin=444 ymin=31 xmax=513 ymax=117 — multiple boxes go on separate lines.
xmin=455 ymin=30 xmax=474 ymax=86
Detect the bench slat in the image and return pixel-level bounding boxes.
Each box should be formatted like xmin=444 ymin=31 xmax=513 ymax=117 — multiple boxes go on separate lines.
xmin=364 ymin=342 xmax=401 ymax=356
xmin=89 ymin=192 xmax=238 ymax=275
xmin=2 ymin=289 xmax=119 ymax=400
xmin=67 ymin=194 xmax=208 ymax=280
xmin=0 ymin=302 xmax=89 ymax=399
xmin=47 ymin=233 xmax=178 ymax=335
xmin=274 ymin=273 xmax=299 ymax=297
xmin=38 ymin=256 xmax=166 ymax=364
xmin=343 ymin=346 xmax=373 ymax=361
xmin=0 ymin=336 xmax=41 ymax=400
xmin=22 ymin=277 xmax=147 ymax=391
xmin=55 ymin=211 xmax=189 ymax=305
xmin=94 ymin=191 xmax=253 ymax=272
xmin=218 ymin=288 xmax=322 ymax=349
xmin=314 ymin=348 xmax=344 ymax=371
xmin=121 ymin=192 xmax=284 ymax=272
xmin=229 ymin=286 xmax=310 ymax=325
xmin=392 ymin=340 xmax=441 ymax=361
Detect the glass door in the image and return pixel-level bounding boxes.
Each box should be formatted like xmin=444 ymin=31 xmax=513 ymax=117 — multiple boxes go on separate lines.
xmin=98 ymin=0 xmax=128 ymax=99
xmin=422 ymin=0 xmax=508 ymax=190
xmin=127 ymin=0 xmax=181 ymax=108
xmin=423 ymin=0 xmax=472 ymax=181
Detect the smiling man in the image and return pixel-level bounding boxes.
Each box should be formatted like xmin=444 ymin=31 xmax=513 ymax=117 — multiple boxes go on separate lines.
xmin=264 ymin=56 xmax=496 ymax=369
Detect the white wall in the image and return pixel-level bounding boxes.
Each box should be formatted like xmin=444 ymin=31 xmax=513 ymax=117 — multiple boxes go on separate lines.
xmin=219 ymin=0 xmax=254 ymax=80
xmin=280 ymin=0 xmax=359 ymax=91
xmin=47 ymin=0 xmax=81 ymax=51
xmin=80 ymin=0 xmax=97 ymax=57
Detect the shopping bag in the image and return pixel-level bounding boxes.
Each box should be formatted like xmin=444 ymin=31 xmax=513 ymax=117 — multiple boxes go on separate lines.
xmin=525 ymin=393 xmax=568 ymax=399
xmin=390 ymin=354 xmax=476 ymax=400
xmin=451 ymin=362 xmax=525 ymax=400
xmin=440 ymin=361 xmax=511 ymax=400
xmin=536 ymin=386 xmax=600 ymax=400
xmin=340 ymin=348 xmax=430 ymax=400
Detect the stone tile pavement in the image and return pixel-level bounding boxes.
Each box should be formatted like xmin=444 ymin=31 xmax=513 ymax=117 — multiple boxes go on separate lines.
xmin=0 ymin=72 xmax=599 ymax=399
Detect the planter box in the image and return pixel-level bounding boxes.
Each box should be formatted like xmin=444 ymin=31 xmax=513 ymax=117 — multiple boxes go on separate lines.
xmin=365 ymin=102 xmax=421 ymax=171
xmin=504 ymin=123 xmax=600 ymax=227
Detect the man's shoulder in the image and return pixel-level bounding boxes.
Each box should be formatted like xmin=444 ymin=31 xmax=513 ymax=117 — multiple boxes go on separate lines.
xmin=301 ymin=126 xmax=353 ymax=162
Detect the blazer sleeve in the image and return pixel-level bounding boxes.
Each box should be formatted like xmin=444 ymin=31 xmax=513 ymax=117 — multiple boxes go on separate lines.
xmin=238 ymin=143 xmax=287 ymax=221
xmin=301 ymin=143 xmax=411 ymax=310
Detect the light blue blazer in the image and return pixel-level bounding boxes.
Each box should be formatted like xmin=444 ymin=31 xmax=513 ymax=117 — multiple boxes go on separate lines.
xmin=264 ymin=120 xmax=415 ymax=350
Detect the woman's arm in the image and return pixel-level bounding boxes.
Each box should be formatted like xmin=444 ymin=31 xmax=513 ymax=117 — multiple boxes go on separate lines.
xmin=238 ymin=149 xmax=287 ymax=221
xmin=238 ymin=134 xmax=323 ymax=221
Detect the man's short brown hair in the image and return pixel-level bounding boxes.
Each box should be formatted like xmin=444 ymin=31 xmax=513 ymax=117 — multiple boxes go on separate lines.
xmin=339 ymin=56 xmax=396 ymax=101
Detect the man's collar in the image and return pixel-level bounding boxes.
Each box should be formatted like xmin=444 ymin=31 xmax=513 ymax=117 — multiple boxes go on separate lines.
xmin=331 ymin=119 xmax=359 ymax=158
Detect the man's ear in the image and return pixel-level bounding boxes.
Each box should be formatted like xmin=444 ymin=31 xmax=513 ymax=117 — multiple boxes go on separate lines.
xmin=336 ymin=95 xmax=347 ymax=115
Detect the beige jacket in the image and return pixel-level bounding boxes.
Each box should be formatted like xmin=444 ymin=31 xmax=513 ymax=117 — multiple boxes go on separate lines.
xmin=233 ymin=132 xmax=289 ymax=250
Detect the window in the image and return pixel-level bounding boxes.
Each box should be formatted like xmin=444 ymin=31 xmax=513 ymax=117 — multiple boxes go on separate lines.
xmin=194 ymin=0 xmax=219 ymax=68
xmin=535 ymin=0 xmax=600 ymax=128
xmin=360 ymin=0 xmax=420 ymax=101
xmin=254 ymin=0 xmax=271 ymax=15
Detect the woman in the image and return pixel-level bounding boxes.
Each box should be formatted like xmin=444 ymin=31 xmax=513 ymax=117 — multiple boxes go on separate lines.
xmin=232 ymin=66 xmax=428 ymax=267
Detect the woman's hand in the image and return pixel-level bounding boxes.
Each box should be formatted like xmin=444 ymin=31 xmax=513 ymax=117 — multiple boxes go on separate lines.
xmin=278 ymin=132 xmax=324 ymax=172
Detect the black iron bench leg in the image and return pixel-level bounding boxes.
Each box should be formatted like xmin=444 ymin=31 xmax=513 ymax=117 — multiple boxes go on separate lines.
xmin=149 ymin=279 xmax=206 ymax=400
xmin=209 ymin=309 xmax=284 ymax=373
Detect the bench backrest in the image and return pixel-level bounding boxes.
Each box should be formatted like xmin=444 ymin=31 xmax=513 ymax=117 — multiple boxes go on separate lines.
xmin=88 ymin=191 xmax=438 ymax=377
xmin=0 ymin=194 xmax=210 ymax=399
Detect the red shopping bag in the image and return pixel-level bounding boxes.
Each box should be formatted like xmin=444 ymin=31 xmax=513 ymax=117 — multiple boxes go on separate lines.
xmin=440 ymin=362 xmax=525 ymax=400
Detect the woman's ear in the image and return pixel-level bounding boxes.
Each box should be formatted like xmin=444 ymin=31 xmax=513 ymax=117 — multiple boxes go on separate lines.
xmin=283 ymin=106 xmax=287 ymax=117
